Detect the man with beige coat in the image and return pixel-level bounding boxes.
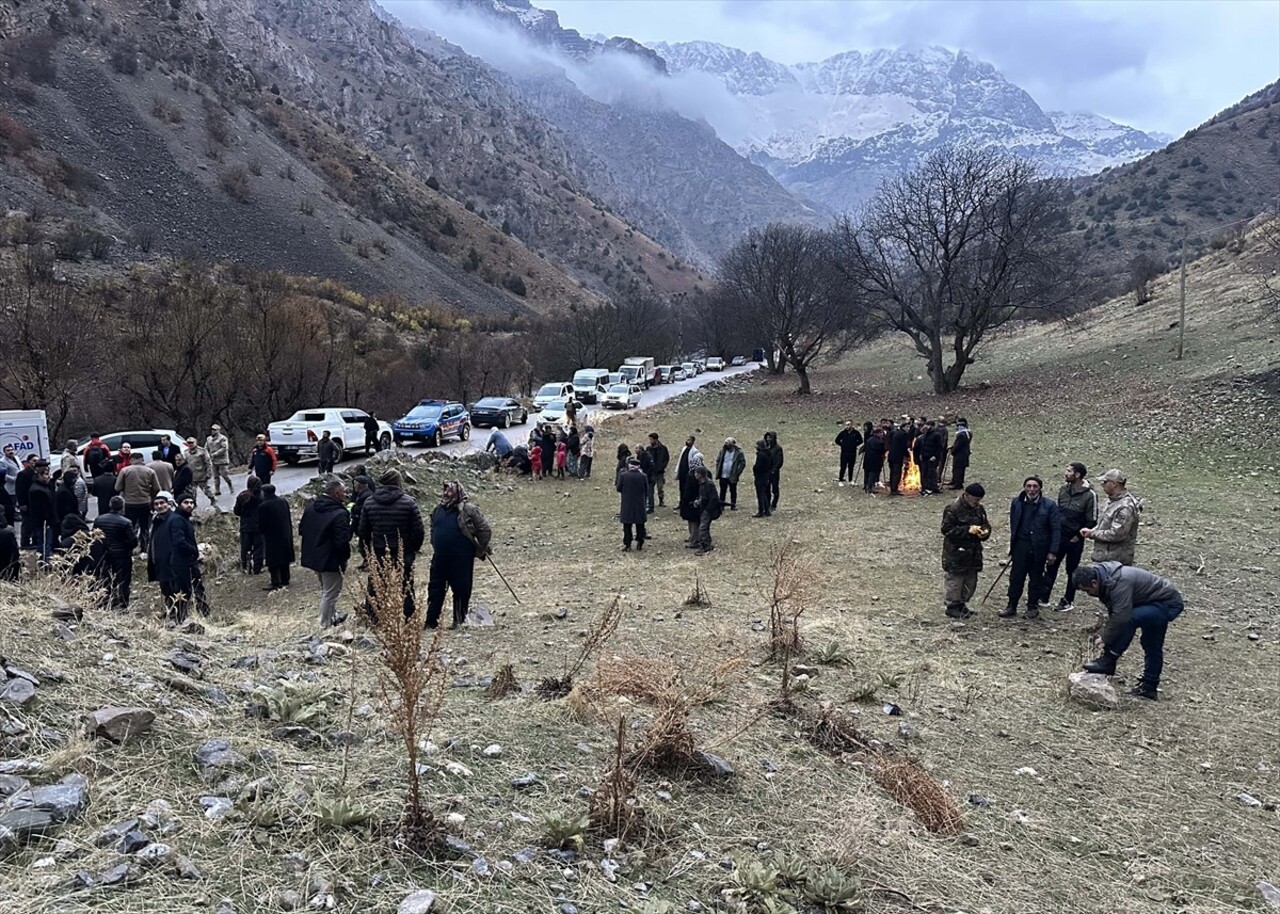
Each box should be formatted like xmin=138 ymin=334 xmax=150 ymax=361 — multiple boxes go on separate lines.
xmin=183 ymin=436 xmax=218 ymax=507
xmin=115 ymin=452 xmax=160 ymax=551
xmin=1082 ymin=468 xmax=1141 ymax=566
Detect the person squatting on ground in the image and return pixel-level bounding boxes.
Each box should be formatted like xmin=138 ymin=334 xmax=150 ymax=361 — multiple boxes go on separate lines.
xmin=259 ymin=484 xmax=295 ymax=590
xmin=1041 ymin=462 xmax=1097 ymax=613
xmin=617 ymin=457 xmax=649 ymax=551
xmin=835 ymin=420 xmax=863 ymax=486
xmin=426 ymin=481 xmax=492 ymax=630
xmin=1082 ymin=468 xmax=1140 ymax=566
xmin=715 ymin=437 xmax=746 ymax=511
xmin=234 ymin=476 xmax=265 ymax=574
xmin=1002 ymin=476 xmax=1060 ymax=620
xmin=1075 ymin=562 xmax=1184 ymax=700
xmin=206 ymin=424 xmax=235 ymax=496
xmin=360 ymin=468 xmax=425 ymax=619
xmin=93 ymin=495 xmax=136 ymax=610
xmin=299 ymin=476 xmax=352 ymax=629
xmin=940 ymin=483 xmax=992 ymax=619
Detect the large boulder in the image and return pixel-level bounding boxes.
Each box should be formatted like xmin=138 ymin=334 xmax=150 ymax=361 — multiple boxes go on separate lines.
xmin=86 ymin=707 xmax=155 ymax=744
xmin=0 ymin=773 xmax=90 ymax=859
xmin=1067 ymin=672 xmax=1119 ymax=709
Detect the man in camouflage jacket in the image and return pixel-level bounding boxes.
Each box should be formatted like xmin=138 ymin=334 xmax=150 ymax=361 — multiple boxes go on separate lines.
xmin=940 ymin=483 xmax=992 ymax=619
xmin=1083 ymin=468 xmax=1140 ymax=566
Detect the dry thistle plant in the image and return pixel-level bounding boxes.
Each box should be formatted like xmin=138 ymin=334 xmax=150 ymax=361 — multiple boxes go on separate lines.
xmin=683 ymin=571 xmax=711 ymax=607
xmin=868 ymin=752 xmax=965 ymax=835
xmin=366 ymin=553 xmax=448 ymax=851
xmin=537 ymin=592 xmax=624 ymax=699
xmin=487 ymin=662 xmax=519 ymax=699
xmin=766 ymin=541 xmax=816 ymax=660
xmin=589 ymin=717 xmax=642 ymax=845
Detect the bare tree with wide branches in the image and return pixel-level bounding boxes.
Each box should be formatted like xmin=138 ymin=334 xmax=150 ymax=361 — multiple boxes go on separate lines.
xmin=833 ymin=145 xmax=1084 ymax=394
xmin=717 ymin=223 xmax=869 ymax=395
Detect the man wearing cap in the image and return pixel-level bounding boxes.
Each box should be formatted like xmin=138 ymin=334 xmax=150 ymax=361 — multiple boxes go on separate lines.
xmin=206 ymin=425 xmax=234 ymax=496
xmin=1074 ymin=563 xmax=1184 ymax=700
xmin=940 ymin=483 xmax=992 ymax=618
xmin=116 ymin=452 xmax=160 ymax=551
xmin=1041 ymin=462 xmax=1098 ymax=612
xmin=59 ymin=439 xmax=80 ymax=476
xmin=360 ymin=468 xmax=425 ymax=618
xmin=1082 ymin=469 xmax=1140 ymax=566
xmin=617 ymin=457 xmax=649 ymax=551
xmin=299 ymin=477 xmax=352 ymax=628
xmin=1001 ymin=476 xmax=1060 ymax=620
xmin=714 ymin=437 xmax=746 ymax=511
xmin=183 ymin=436 xmax=217 ymax=508
xmin=947 ymin=418 xmax=973 ymax=489
xmin=835 ymin=420 xmax=863 ymax=487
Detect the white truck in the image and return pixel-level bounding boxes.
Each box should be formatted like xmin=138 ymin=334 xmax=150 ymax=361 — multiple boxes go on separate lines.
xmin=619 ymin=357 xmax=656 ymax=390
xmin=266 ymin=407 xmax=392 ymax=465
xmin=0 ymin=409 xmax=50 ymax=461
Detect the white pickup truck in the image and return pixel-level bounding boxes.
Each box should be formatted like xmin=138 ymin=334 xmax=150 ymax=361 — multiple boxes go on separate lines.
xmin=267 ymin=407 xmax=392 ymax=465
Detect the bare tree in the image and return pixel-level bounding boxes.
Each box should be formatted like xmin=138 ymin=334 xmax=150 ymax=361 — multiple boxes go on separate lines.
xmin=833 ymin=146 xmax=1083 ymax=394
xmin=1129 ymin=254 xmax=1164 ymax=306
xmin=717 ymin=224 xmax=868 ymax=395
xmin=1248 ymin=205 xmax=1280 ymax=314
xmin=687 ymin=285 xmax=758 ymax=360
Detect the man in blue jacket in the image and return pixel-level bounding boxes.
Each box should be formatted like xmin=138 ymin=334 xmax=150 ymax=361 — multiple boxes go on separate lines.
xmin=1001 ymin=476 xmax=1060 ymax=620
xmin=1074 ymin=563 xmax=1184 ymax=700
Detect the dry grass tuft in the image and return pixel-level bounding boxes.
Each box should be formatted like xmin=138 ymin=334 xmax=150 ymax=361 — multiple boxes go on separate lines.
xmin=766 ymin=541 xmax=815 ymax=659
xmin=589 ymin=717 xmax=642 ymax=845
xmin=487 ymin=662 xmax=520 ymax=699
xmin=868 ymin=752 xmax=965 ymax=836
xmin=683 ymin=570 xmax=711 ymax=607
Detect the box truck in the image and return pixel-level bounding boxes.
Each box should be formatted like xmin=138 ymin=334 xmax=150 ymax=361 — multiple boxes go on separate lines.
xmin=0 ymin=409 xmax=50 ymax=460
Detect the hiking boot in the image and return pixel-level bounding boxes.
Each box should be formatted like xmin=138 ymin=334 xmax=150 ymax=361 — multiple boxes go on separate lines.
xmin=636 ymin=541 xmax=644 ymax=551
xmin=1025 ymin=606 xmax=1040 ymax=620
xmin=1054 ymin=600 xmax=1074 ymax=613
xmin=1128 ymin=681 xmax=1159 ymax=700
xmin=621 ymin=544 xmax=632 ymax=552
xmin=1083 ymin=652 xmax=1118 ymax=676
xmin=997 ymin=605 xmax=1017 ymax=618
xmin=944 ymin=602 xmax=972 ymax=619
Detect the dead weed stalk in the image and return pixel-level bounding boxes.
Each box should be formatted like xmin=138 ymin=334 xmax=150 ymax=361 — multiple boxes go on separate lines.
xmin=537 ymin=592 xmax=624 ymax=699
xmin=589 ymin=717 xmax=642 ymax=845
xmin=766 ymin=541 xmax=815 ymax=660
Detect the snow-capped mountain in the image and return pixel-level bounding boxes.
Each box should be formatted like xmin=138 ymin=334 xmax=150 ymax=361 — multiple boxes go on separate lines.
xmin=650 ymin=41 xmax=1168 ymax=211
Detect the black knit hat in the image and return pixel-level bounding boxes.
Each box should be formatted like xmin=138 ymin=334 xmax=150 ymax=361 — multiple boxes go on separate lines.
xmin=964 ymin=483 xmax=985 ymax=498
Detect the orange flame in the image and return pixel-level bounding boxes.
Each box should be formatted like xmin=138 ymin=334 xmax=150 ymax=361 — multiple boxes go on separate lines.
xmin=901 ymin=452 xmax=921 ymax=495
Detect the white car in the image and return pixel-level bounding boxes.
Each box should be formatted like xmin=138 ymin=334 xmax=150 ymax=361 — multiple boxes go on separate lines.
xmin=532 ymin=382 xmax=574 ymax=412
xmin=731 ymin=355 xmax=747 ymax=366
xmin=682 ymin=361 xmax=698 ymax=377
xmin=539 ymin=398 xmax=584 ymax=426
xmin=671 ymin=367 xmax=688 ymax=382
xmin=78 ymin=429 xmax=185 ymax=464
xmin=601 ymin=383 xmax=643 ymax=410
xmin=267 ymin=408 xmax=392 ymax=464
xmin=706 ymin=357 xmax=725 ymax=371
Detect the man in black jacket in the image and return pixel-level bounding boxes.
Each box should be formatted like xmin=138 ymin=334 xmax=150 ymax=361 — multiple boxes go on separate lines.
xmin=15 ymin=456 xmax=36 ymax=549
xmin=887 ymin=423 xmax=911 ymax=496
xmin=616 ymin=457 xmax=649 ymax=551
xmin=919 ymin=421 xmax=946 ymax=495
xmin=1042 ymin=462 xmax=1098 ymax=613
xmin=835 ymin=421 xmax=863 ymax=487
xmin=764 ymin=431 xmax=784 ymax=511
xmin=1003 ymin=477 xmax=1061 ymax=620
xmin=152 ymin=435 xmax=180 ymax=466
xmin=300 ymin=477 xmax=352 ymax=628
xmin=169 ymin=494 xmax=204 ymax=622
xmin=350 ymin=475 xmax=374 ymax=570
xmin=635 ymin=443 xmax=655 ymax=513
xmin=0 ymin=516 xmax=18 ymax=581
xmin=359 ymin=468 xmax=425 ymax=619
xmin=751 ymin=439 xmax=773 ymax=517
xmin=693 ymin=466 xmax=721 ymax=555
xmin=93 ymin=495 xmax=137 ymax=610
xmin=426 ymin=481 xmax=492 ymax=630
xmin=674 ymin=435 xmax=700 ymax=506
xmin=26 ymin=462 xmax=57 ymax=563
xmin=862 ymin=428 xmax=887 ymax=493
xmin=948 ymin=419 xmax=973 ymax=489
xmin=317 ymin=431 xmax=340 ymax=475
xmin=258 ymin=484 xmax=295 ymax=590
xmin=92 ymin=465 xmax=118 ymax=516
xmin=647 ymin=433 xmax=670 ymax=507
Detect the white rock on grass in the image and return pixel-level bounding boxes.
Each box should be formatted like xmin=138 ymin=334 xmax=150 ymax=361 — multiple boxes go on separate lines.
xmin=1067 ymin=672 xmax=1119 ymax=709
xmin=1257 ymin=880 xmax=1280 ymax=910
xmin=398 ymin=890 xmax=436 ymax=914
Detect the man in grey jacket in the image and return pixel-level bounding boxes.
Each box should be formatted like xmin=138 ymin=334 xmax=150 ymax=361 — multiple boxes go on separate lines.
xmin=205 ymin=424 xmax=235 ymax=497
xmin=1074 ymin=562 xmax=1184 ymax=700
xmin=1082 ymin=468 xmax=1140 ymax=565
xmin=183 ymin=437 xmax=218 ymax=507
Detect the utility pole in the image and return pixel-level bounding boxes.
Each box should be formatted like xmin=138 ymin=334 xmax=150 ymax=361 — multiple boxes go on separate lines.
xmin=1177 ymin=232 xmax=1187 ymax=361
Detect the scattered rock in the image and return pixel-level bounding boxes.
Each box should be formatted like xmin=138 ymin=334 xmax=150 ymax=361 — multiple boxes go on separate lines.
xmin=397 ymin=889 xmax=437 ymax=914
xmin=180 ymin=620 xmax=206 ymax=636
xmin=1237 ymin=792 xmax=1263 ymax=808
xmin=99 ymin=861 xmax=139 ymax=886
xmin=466 ymin=605 xmax=495 ymax=627
xmin=967 ymin=794 xmax=992 ymax=807
xmin=117 ymin=828 xmax=151 ymax=854
xmin=0 ymin=775 xmax=29 ymax=799
xmin=169 ymin=650 xmax=203 ymax=676
xmin=0 ymin=679 xmax=36 ymax=707
xmin=1257 ymin=880 xmax=1280 ymax=911
xmin=482 ymin=744 xmax=502 ymax=758
xmin=271 ymin=725 xmax=323 ymax=748
xmin=882 ymin=702 xmax=902 ymax=716
xmin=897 ymin=721 xmax=920 ymax=741
xmin=135 ymin=842 xmax=173 ymax=866
xmin=174 ymin=854 xmax=204 ymax=880
xmin=1067 ymin=672 xmax=1119 ymax=709
xmin=199 ymin=796 xmax=233 ymax=820
xmin=471 ymin=856 xmax=491 ymax=877
xmin=277 ymin=889 xmax=303 ymax=911
xmin=694 ymin=751 xmax=735 ymax=778
xmin=86 ymin=707 xmax=155 ymax=744
xmin=510 ymin=772 xmax=540 ymax=789
xmin=195 ymin=738 xmax=247 ymax=779
xmin=48 ymin=596 xmax=83 ymax=622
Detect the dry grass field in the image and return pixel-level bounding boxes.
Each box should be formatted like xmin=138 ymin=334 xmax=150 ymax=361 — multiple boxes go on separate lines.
xmin=1 ymin=242 xmax=1278 ymax=914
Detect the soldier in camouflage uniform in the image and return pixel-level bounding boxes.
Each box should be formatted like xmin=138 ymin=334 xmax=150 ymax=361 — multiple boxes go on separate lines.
xmin=1082 ymin=468 xmax=1140 ymax=566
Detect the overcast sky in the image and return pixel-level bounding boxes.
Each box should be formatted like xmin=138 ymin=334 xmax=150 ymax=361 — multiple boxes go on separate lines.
xmin=538 ymin=0 xmax=1280 ymax=136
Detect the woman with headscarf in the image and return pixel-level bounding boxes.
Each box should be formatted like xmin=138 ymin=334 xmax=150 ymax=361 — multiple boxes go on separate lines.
xmin=679 ymin=452 xmax=706 ymax=546
xmin=426 ymin=481 xmax=492 ymax=630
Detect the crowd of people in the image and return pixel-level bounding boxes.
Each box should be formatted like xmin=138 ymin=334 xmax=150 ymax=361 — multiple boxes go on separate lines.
xmin=833 ymin=415 xmax=972 ymax=495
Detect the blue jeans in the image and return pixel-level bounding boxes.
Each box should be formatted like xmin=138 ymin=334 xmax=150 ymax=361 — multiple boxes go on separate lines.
xmin=1108 ymin=599 xmax=1184 ymax=684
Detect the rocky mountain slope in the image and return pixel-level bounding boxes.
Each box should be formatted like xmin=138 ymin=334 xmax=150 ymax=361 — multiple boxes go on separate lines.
xmin=650 ymin=40 xmax=1168 ymax=212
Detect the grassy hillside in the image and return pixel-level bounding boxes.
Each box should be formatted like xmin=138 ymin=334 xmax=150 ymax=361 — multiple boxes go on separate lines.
xmin=1 ymin=225 xmax=1278 ymax=911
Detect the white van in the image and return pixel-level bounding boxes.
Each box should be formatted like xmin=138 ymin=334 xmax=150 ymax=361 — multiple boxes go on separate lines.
xmin=571 ymin=368 xmax=611 ymax=404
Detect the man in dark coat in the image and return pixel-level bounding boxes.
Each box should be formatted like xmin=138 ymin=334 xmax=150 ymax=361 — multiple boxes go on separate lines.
xmin=693 ymin=466 xmax=721 ymax=555
xmin=350 ymin=475 xmax=374 ymax=569
xmin=1002 ymin=476 xmax=1061 ymax=620
xmin=918 ymin=421 xmax=945 ymax=495
xmin=764 ymin=431 xmax=784 ymax=511
xmin=835 ymin=421 xmax=863 ymax=486
xmin=0 ymin=516 xmax=19 ymax=581
xmin=26 ymin=462 xmax=57 ymax=562
xmin=258 ymin=484 xmax=295 ymax=590
xmin=616 ymin=457 xmax=649 ymax=551
xmin=172 ymin=453 xmax=194 ymax=503
xmin=92 ymin=465 xmax=118 ymax=516
xmin=751 ymin=439 xmax=773 ymax=517
xmin=634 ymin=444 xmax=655 ymax=513
xmin=674 ymin=435 xmax=700 ymax=501
xmin=164 ymin=494 xmax=204 ymax=622
xmin=249 ymin=435 xmax=276 ymax=485
xmin=363 ymin=414 xmax=380 ymax=453
xmin=940 ymin=483 xmax=992 ymax=618
xmin=152 ymin=434 xmax=180 ymax=466
xmin=359 ymin=468 xmax=425 ymax=619
xmin=426 ymin=481 xmax=492 ymax=630
xmin=647 ymin=433 xmax=670 ymax=507
xmin=317 ymin=430 xmax=340 ymax=475
xmin=1042 ymin=462 xmax=1098 ymax=613
xmin=862 ymin=428 xmax=886 ymax=493
xmin=714 ymin=437 xmax=746 ymax=510
xmin=234 ymin=477 xmax=264 ymax=574
xmin=887 ymin=423 xmax=911 ymax=496
xmin=539 ymin=426 xmax=557 ymax=479
xmin=1075 ymin=562 xmax=1185 ymax=700
xmin=15 ymin=455 xmax=37 ymax=549
xmin=679 ymin=454 xmax=707 ymax=544
xmin=148 ymin=491 xmax=189 ymax=620
xmin=948 ymin=419 xmax=973 ymax=489
xmin=299 ymin=477 xmax=352 ymax=628
xmin=93 ymin=495 xmax=137 ymax=609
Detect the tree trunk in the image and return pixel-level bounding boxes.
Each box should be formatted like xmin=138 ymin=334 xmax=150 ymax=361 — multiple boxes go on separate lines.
xmin=794 ymin=363 xmax=811 ymax=395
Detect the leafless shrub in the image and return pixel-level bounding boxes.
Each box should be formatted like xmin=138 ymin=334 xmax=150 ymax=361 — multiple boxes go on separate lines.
xmin=766 ymin=541 xmax=815 ymax=659
xmin=1129 ymin=253 xmax=1164 ymax=305
xmin=589 ymin=717 xmax=642 ymax=845
xmin=486 ymin=663 xmax=519 ymax=700
xmin=247 ymin=158 xmax=263 ymax=176
xmin=537 ymin=593 xmax=624 ymax=699
xmin=130 ymin=224 xmax=157 ymax=253
xmin=869 ymin=753 xmax=965 ymax=835
xmin=0 ymin=112 xmax=39 ymax=153
xmin=219 ymin=164 xmax=251 ymax=203
xmin=683 ymin=571 xmax=711 ymax=607
xmin=299 ymin=195 xmax=315 ymax=216
xmin=202 ymin=97 xmax=231 ymax=147
xmin=365 ymin=554 xmax=447 ymax=850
